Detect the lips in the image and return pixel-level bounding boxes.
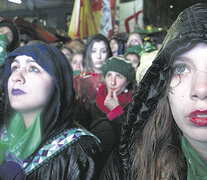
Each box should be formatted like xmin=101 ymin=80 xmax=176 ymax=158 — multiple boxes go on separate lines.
xmin=190 ymin=110 xmax=207 ymax=126
xmin=11 ymin=88 xmax=26 ymax=95
xmin=95 ymin=61 xmax=103 ymax=65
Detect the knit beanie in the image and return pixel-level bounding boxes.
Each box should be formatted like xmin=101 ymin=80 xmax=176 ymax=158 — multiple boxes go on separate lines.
xmin=124 ymin=45 xmax=144 ymax=57
xmin=0 ymin=19 xmax=20 ymax=52
xmin=101 ymin=56 xmax=135 ymax=82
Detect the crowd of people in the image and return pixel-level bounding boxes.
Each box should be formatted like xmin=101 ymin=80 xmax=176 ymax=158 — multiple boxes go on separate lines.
xmin=0 ymin=2 xmax=207 ymax=179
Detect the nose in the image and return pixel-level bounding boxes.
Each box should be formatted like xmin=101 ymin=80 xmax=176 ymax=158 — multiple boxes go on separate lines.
xmin=96 ymin=51 xmax=101 ymax=59
xmin=190 ymin=71 xmax=207 ymax=101
xmin=110 ymin=76 xmax=116 ymax=86
xmin=12 ymin=70 xmax=25 ymax=84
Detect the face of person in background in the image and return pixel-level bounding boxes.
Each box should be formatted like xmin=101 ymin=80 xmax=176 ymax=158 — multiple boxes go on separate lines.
xmin=0 ymin=26 xmax=13 ymax=43
xmin=8 ymin=55 xmax=53 ymax=115
xmin=168 ymin=43 xmax=207 ymax=146
xmin=125 ymin=53 xmax=140 ymax=70
xmin=110 ymin=39 xmax=119 ymax=56
xmin=127 ymin=33 xmax=142 ymax=47
xmin=105 ymin=71 xmax=127 ymax=95
xmin=61 ymin=47 xmax=73 ymax=61
xmin=91 ymin=41 xmax=107 ymax=73
xmin=71 ymin=53 xmax=84 ymax=72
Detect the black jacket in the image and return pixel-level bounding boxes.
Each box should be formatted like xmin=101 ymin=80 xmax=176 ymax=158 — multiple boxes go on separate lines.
xmin=100 ymin=3 xmax=207 ymax=179
xmin=89 ymin=101 xmax=125 ymax=155
xmin=26 ymin=135 xmax=102 ymax=180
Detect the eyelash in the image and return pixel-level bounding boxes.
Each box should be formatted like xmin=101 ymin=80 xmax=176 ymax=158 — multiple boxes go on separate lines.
xmin=173 ymin=63 xmax=190 ymax=74
xmin=10 ymin=65 xmax=40 ymax=73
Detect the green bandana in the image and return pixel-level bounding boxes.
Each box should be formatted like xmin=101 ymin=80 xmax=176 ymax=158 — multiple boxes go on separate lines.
xmin=182 ymin=136 xmax=207 ymax=180
xmin=0 ymin=112 xmax=41 ymax=164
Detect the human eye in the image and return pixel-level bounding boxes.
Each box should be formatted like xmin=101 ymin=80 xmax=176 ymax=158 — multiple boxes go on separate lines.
xmin=101 ymin=49 xmax=107 ymax=54
xmin=91 ymin=49 xmax=96 ymax=53
xmin=116 ymin=73 xmax=123 ymax=79
xmin=29 ymin=66 xmax=40 ymax=72
xmin=173 ymin=63 xmax=190 ymax=74
xmin=106 ymin=72 xmax=112 ymax=77
xmin=11 ymin=65 xmax=19 ymax=72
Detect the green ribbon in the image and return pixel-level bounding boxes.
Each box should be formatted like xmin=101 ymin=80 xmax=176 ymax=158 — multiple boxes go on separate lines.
xmin=0 ymin=113 xmax=41 ymax=164
xmin=182 ymin=136 xmax=207 ymax=180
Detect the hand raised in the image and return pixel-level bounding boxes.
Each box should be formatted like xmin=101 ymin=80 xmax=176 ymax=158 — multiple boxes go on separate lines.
xmin=104 ymin=89 xmax=120 ymax=111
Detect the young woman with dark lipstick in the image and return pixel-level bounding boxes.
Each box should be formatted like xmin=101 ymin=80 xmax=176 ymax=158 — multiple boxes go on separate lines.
xmin=0 ymin=42 xmax=102 ymax=180
xmin=100 ymin=3 xmax=207 ymax=179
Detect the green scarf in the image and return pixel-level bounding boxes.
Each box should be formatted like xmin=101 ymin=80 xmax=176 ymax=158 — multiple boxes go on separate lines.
xmin=182 ymin=136 xmax=207 ymax=180
xmin=0 ymin=113 xmax=41 ymax=164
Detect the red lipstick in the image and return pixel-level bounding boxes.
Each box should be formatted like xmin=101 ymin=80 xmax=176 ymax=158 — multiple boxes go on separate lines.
xmin=190 ymin=110 xmax=207 ymax=126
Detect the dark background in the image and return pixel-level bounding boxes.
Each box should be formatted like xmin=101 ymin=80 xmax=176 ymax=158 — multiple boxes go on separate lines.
xmin=143 ymin=0 xmax=207 ymax=28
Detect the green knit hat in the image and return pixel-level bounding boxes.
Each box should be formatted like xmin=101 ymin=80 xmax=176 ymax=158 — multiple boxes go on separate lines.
xmin=101 ymin=56 xmax=135 ymax=82
xmin=124 ymin=45 xmax=144 ymax=57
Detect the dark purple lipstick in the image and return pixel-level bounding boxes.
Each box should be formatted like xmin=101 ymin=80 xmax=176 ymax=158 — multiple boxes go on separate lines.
xmin=12 ymin=88 xmax=26 ymax=95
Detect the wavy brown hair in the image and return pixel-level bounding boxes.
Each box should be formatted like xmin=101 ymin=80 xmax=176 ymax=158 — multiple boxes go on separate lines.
xmin=130 ymin=85 xmax=187 ymax=179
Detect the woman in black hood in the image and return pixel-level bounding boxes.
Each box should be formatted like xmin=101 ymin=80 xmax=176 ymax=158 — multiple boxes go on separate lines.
xmin=100 ymin=3 xmax=207 ymax=180
xmin=0 ymin=42 xmax=102 ymax=179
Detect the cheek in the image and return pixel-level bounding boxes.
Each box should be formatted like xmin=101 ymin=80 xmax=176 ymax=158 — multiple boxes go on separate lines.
xmin=102 ymin=53 xmax=107 ymax=60
xmin=91 ymin=54 xmax=96 ymax=62
xmin=119 ymin=80 xmax=127 ymax=90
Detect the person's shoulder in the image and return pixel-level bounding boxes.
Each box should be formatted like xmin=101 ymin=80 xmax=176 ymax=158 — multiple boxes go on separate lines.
xmin=57 ymin=128 xmax=102 ymax=156
xmin=73 ymin=133 xmax=102 ymax=155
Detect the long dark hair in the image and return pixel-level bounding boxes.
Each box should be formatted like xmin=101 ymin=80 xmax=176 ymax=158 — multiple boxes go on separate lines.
xmin=130 ymin=88 xmax=187 ymax=179
xmin=83 ymin=34 xmax=112 ymax=73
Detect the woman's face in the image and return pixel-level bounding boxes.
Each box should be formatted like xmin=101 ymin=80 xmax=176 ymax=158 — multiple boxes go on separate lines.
xmin=168 ymin=43 xmax=207 ymax=144
xmin=125 ymin=53 xmax=140 ymax=70
xmin=71 ymin=53 xmax=83 ymax=72
xmin=105 ymin=71 xmax=127 ymax=95
xmin=91 ymin=41 xmax=107 ymax=73
xmin=8 ymin=55 xmax=53 ymax=114
xmin=110 ymin=39 xmax=119 ymax=55
xmin=0 ymin=26 xmax=13 ymax=43
xmin=127 ymin=33 xmax=142 ymax=47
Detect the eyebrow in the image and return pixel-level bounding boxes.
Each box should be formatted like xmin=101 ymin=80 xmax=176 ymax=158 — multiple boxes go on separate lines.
xmin=174 ymin=56 xmax=191 ymax=63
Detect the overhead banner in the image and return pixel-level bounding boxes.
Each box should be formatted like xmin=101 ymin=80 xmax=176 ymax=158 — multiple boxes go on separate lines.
xmin=68 ymin=0 xmax=115 ymax=39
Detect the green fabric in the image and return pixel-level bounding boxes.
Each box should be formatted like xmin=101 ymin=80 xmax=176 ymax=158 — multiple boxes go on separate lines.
xmin=182 ymin=136 xmax=207 ymax=180
xmin=0 ymin=113 xmax=41 ymax=164
xmin=0 ymin=33 xmax=9 ymax=67
xmin=101 ymin=56 xmax=135 ymax=83
xmin=124 ymin=45 xmax=144 ymax=57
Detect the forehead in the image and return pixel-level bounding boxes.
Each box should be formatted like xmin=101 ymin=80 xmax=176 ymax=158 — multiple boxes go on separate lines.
xmin=110 ymin=39 xmax=117 ymax=43
xmin=72 ymin=53 xmax=83 ymax=60
xmin=126 ymin=53 xmax=139 ymax=59
xmin=176 ymin=43 xmax=207 ymax=61
xmin=92 ymin=41 xmax=106 ymax=48
xmin=129 ymin=33 xmax=141 ymax=40
xmin=12 ymin=55 xmax=35 ymax=63
xmin=174 ymin=42 xmax=207 ymax=69
xmin=0 ymin=26 xmax=12 ymax=33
